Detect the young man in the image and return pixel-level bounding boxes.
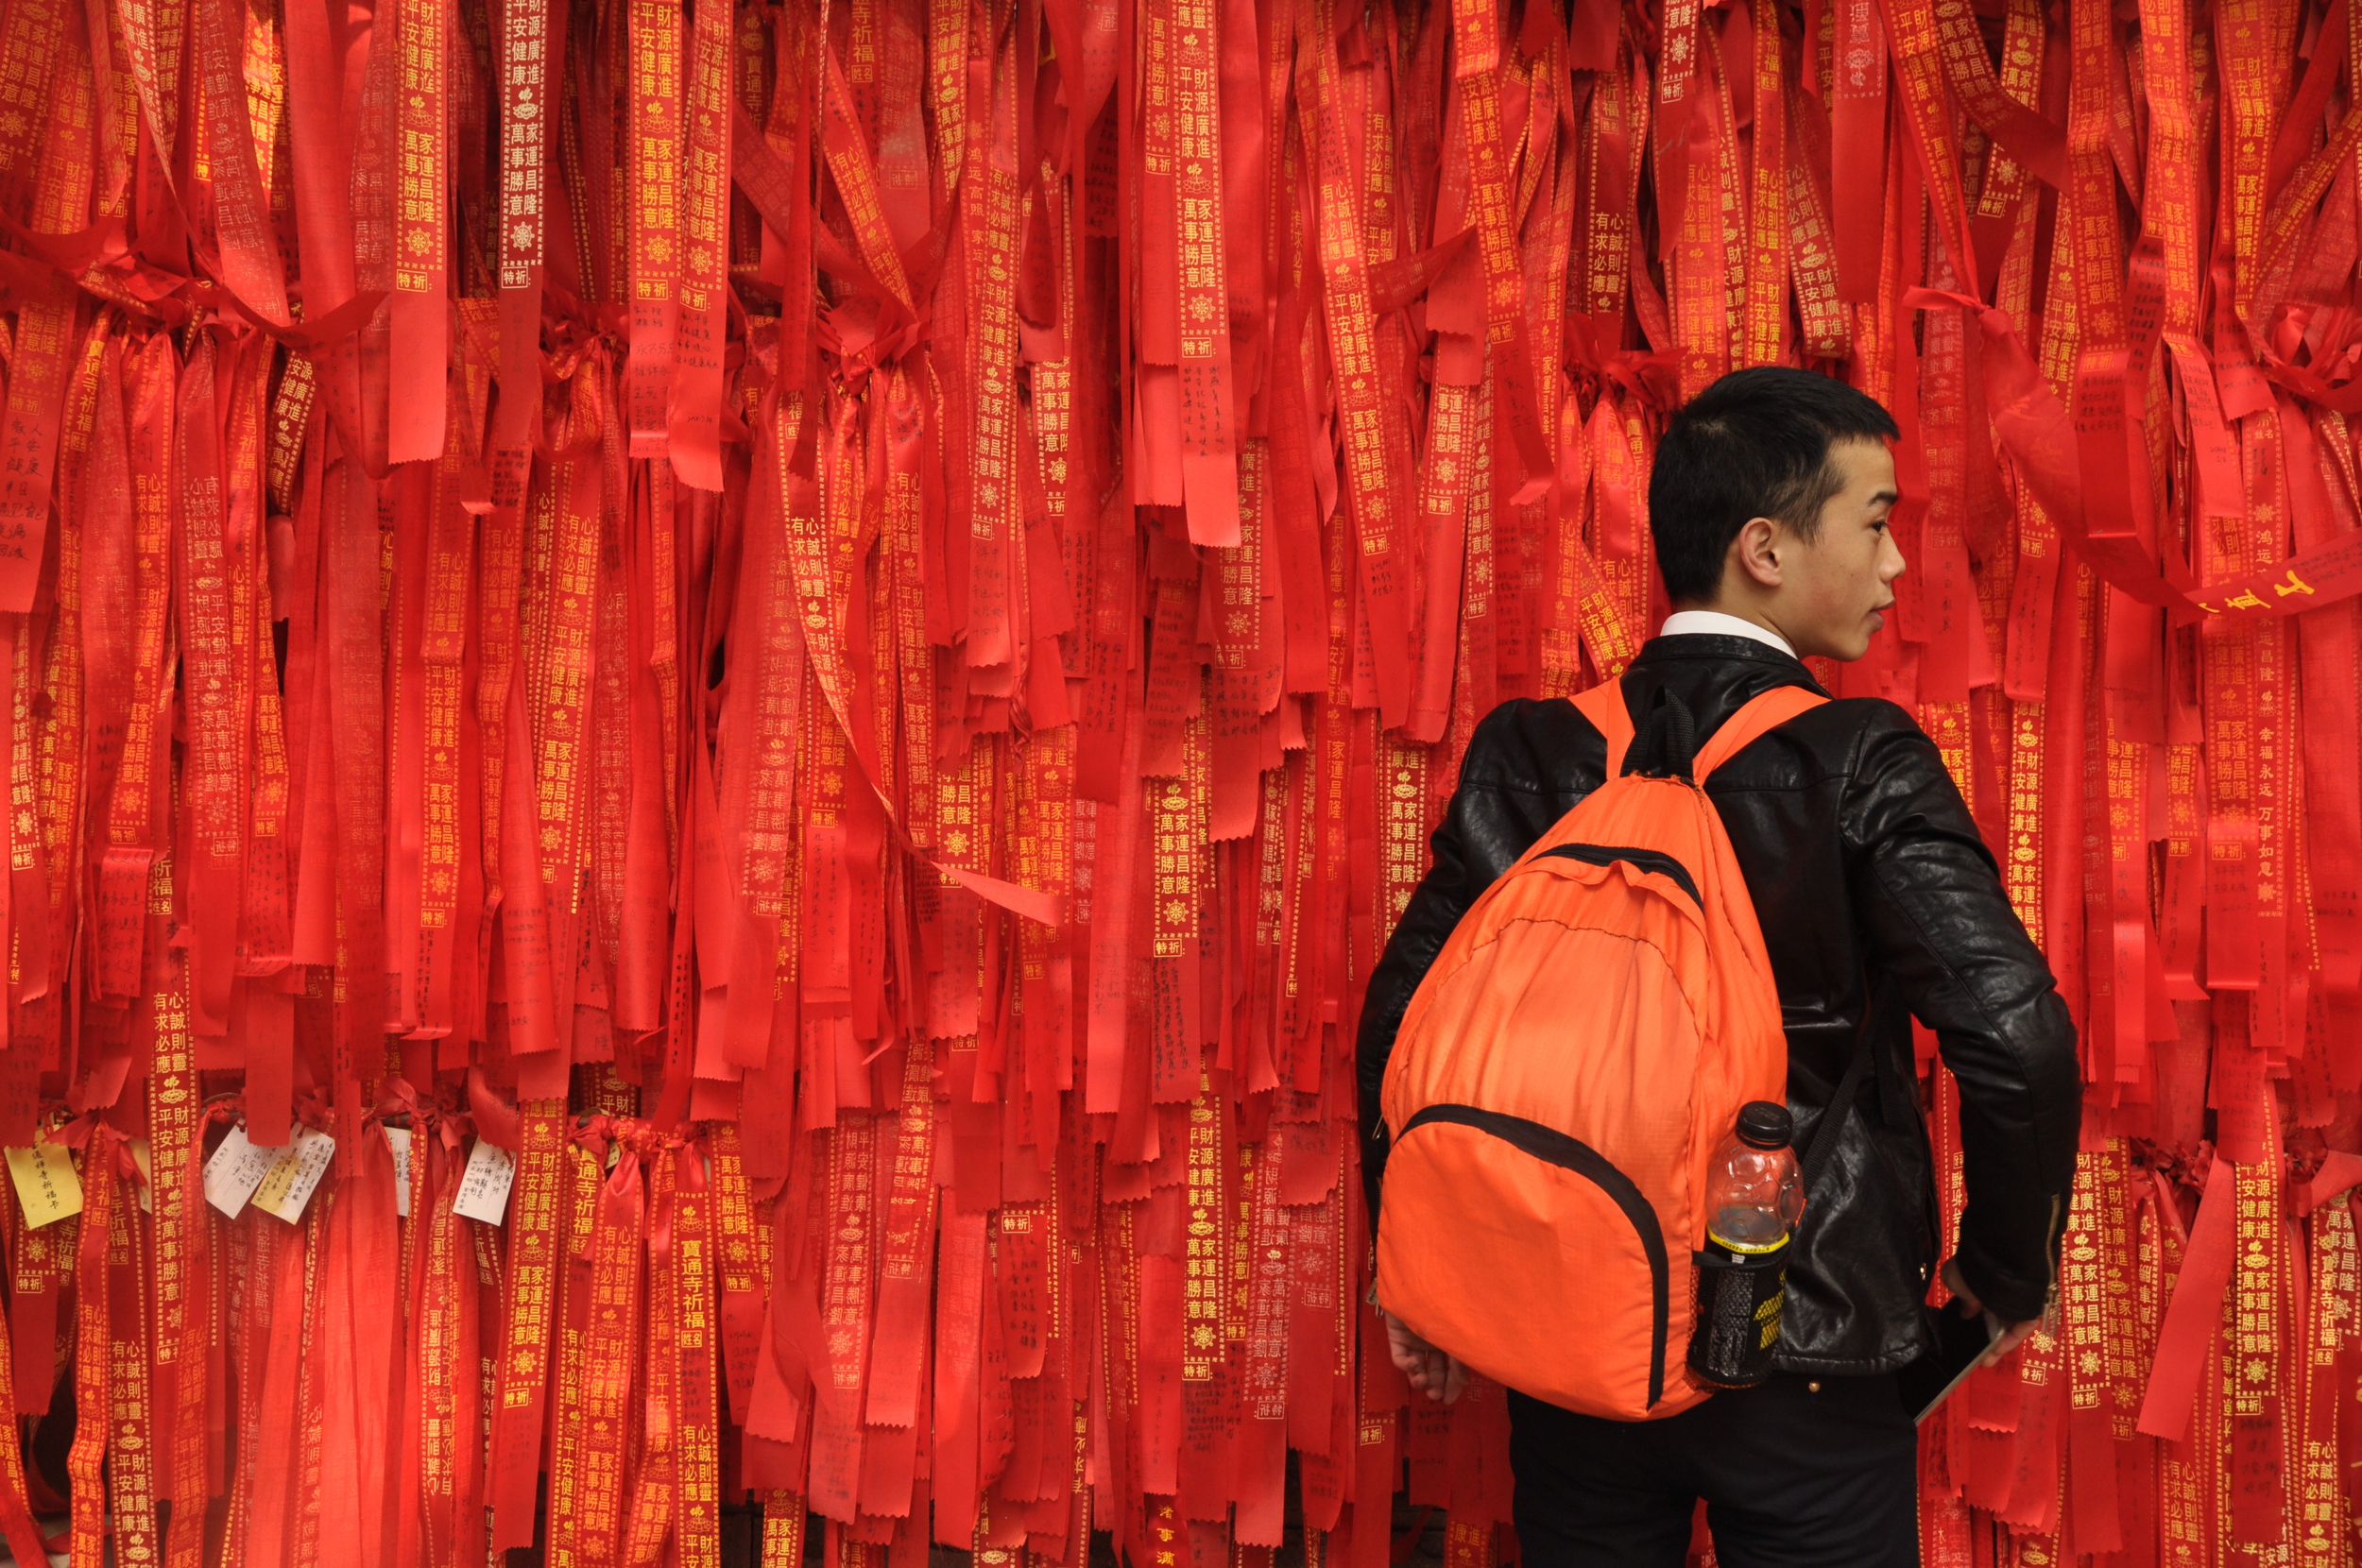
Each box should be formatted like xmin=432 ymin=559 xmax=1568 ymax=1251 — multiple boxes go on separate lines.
xmin=1356 ymin=367 xmax=2080 ymax=1566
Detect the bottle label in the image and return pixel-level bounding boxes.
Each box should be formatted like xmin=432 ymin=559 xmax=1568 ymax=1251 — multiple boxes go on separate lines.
xmin=1689 ymin=1247 xmax=1790 ymax=1389
xmin=1705 ymin=1227 xmax=1790 ymax=1256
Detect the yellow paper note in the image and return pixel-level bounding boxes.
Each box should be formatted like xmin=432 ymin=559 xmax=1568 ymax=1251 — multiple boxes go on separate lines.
xmin=5 ymin=1138 xmax=84 ymax=1229
xmin=129 ymin=1136 xmax=153 ymax=1215
xmin=249 ymin=1127 xmax=336 ymax=1222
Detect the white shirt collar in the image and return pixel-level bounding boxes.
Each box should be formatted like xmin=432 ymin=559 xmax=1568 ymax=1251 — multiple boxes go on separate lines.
xmin=1657 ymin=610 xmax=1798 ymax=660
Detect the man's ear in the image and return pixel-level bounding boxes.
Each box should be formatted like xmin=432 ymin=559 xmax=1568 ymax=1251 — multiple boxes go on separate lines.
xmin=1729 ymin=516 xmax=1784 ymax=591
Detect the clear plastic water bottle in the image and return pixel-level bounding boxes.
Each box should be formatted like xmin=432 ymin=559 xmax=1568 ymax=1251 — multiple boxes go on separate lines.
xmin=1704 ymin=1101 xmax=1803 ymax=1258
xmin=1688 ymin=1101 xmax=1804 ymax=1388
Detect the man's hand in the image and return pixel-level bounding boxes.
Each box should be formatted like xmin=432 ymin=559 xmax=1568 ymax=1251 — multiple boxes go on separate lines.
xmin=1941 ymin=1258 xmax=2044 ymax=1367
xmin=1379 ymin=1307 xmax=1469 ymax=1405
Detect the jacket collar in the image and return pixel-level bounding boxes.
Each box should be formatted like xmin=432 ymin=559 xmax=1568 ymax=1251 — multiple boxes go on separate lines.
xmin=1632 ymin=633 xmax=1832 ymax=698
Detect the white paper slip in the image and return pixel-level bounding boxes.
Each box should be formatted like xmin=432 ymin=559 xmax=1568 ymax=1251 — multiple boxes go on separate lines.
xmin=250 ymin=1127 xmax=336 ymax=1223
xmin=202 ymin=1125 xmax=282 ymax=1219
xmin=453 ymin=1137 xmax=517 ymax=1226
xmin=385 ymin=1126 xmax=413 ymax=1219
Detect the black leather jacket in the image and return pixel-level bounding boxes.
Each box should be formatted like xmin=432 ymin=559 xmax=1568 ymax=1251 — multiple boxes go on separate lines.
xmin=1357 ymin=635 xmax=2080 ymax=1375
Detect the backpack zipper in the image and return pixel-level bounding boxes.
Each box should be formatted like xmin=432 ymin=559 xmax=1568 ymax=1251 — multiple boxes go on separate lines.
xmin=1532 ymin=843 xmax=1702 ymax=907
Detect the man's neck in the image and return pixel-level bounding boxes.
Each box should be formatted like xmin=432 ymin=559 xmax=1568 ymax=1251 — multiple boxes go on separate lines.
xmin=1658 ymin=608 xmax=1798 ymax=659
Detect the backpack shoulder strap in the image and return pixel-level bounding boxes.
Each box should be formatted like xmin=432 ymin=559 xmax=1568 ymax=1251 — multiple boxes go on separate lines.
xmin=1571 ymin=681 xmax=1635 ymax=778
xmin=1692 ymin=686 xmax=1828 ymax=783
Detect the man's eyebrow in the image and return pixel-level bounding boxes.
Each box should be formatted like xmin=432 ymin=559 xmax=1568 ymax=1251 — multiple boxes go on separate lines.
xmin=1867 ymin=488 xmax=1901 ymax=504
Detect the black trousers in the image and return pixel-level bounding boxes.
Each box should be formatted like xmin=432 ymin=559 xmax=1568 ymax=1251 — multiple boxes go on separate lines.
xmin=1505 ymin=1374 xmax=1918 ymax=1568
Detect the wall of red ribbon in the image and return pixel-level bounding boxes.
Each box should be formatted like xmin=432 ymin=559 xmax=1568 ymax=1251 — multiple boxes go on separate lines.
xmin=0 ymin=0 xmax=2354 ymax=1558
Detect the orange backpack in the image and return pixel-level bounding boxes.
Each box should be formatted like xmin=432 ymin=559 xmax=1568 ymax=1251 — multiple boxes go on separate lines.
xmin=1375 ymin=682 xmax=1828 ymax=1421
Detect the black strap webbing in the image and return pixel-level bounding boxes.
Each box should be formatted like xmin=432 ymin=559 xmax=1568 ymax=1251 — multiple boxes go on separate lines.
xmin=1799 ymin=1000 xmax=1881 ymax=1200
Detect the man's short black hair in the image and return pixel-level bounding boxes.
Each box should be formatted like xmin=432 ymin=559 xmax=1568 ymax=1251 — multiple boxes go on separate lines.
xmin=1647 ymin=367 xmax=1900 ymax=605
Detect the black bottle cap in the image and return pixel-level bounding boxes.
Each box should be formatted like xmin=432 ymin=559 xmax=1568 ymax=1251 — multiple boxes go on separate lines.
xmin=1736 ymin=1101 xmax=1793 ymax=1150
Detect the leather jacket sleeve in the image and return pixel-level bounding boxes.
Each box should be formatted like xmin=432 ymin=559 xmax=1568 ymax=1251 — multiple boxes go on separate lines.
xmin=1354 ymin=704 xmax=1589 ymax=1224
xmin=1842 ymin=707 xmax=2081 ymax=1325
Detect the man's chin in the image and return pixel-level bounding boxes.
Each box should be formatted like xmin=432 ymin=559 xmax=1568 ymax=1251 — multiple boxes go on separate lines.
xmin=1816 ymin=632 xmax=1875 ymax=664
